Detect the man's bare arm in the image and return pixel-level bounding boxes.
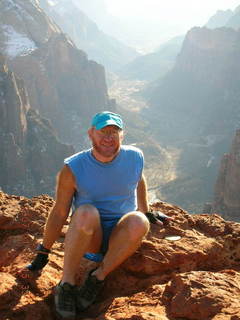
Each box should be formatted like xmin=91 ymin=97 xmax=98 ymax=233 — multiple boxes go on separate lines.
xmin=137 ymin=174 xmax=149 ymax=213
xmin=42 ymin=165 xmax=76 ymax=249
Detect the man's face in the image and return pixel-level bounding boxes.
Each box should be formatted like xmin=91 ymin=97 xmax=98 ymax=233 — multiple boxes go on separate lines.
xmin=88 ymin=125 xmax=124 ymax=162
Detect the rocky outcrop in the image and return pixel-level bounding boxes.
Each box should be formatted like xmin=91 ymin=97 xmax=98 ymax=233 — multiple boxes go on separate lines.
xmin=0 ymin=0 xmax=113 ymax=147
xmin=146 ymin=26 xmax=240 ymax=212
xmin=0 ymin=55 xmax=74 ymax=196
xmin=0 ymin=191 xmax=240 ymax=319
xmin=175 ymin=27 xmax=240 ymax=89
xmin=213 ymin=129 xmax=240 ymax=222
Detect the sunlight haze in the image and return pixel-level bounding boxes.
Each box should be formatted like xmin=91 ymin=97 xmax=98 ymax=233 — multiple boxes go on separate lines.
xmin=103 ymin=0 xmax=240 ymax=51
xmin=106 ymin=0 xmax=240 ymax=32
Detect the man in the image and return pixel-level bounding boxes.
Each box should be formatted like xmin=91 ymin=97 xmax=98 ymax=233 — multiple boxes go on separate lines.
xmin=27 ymin=111 xmax=169 ymax=319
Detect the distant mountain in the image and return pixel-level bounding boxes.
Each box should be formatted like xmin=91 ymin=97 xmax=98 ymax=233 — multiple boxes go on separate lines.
xmin=39 ymin=0 xmax=139 ymax=72
xmin=145 ymin=27 xmax=240 ymax=212
xmin=70 ymin=0 xmax=181 ymax=52
xmin=206 ymin=5 xmax=240 ymax=30
xmin=70 ymin=0 xmax=108 ymax=25
xmin=205 ymin=10 xmax=234 ymax=29
xmin=225 ymin=5 xmax=240 ymax=29
xmin=0 ymin=0 xmax=113 ymax=147
xmin=119 ymin=36 xmax=184 ymax=81
xmin=0 ymin=55 xmax=73 ymax=196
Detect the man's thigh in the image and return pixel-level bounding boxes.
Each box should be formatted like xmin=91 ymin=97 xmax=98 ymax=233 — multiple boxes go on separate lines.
xmin=113 ymin=211 xmax=148 ymax=228
xmin=109 ymin=211 xmax=149 ymax=240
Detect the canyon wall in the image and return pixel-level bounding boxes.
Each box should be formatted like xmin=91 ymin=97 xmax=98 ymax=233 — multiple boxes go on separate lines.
xmin=213 ymin=129 xmax=240 ymax=221
xmin=0 ymin=55 xmax=74 ymax=196
xmin=0 ymin=0 xmax=114 ymax=147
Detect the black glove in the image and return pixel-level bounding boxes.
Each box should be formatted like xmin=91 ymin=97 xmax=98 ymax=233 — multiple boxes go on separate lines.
xmin=146 ymin=211 xmax=170 ymax=224
xmin=26 ymin=244 xmax=50 ymax=271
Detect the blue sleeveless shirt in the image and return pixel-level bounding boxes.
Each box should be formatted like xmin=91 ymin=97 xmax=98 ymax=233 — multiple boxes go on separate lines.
xmin=64 ymin=145 xmax=144 ymax=219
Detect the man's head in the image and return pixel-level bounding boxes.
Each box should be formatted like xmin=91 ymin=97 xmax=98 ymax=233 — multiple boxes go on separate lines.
xmin=88 ymin=111 xmax=124 ymax=162
xmin=91 ymin=111 xmax=123 ymax=130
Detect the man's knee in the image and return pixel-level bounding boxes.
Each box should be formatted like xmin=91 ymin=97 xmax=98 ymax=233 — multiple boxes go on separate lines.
xmin=71 ymin=204 xmax=100 ymax=235
xmin=124 ymin=212 xmax=150 ymax=240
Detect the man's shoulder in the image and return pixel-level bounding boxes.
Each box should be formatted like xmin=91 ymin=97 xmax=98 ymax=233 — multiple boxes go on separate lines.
xmin=121 ymin=145 xmax=143 ymax=155
xmin=64 ymin=149 xmax=91 ymax=165
xmin=121 ymin=144 xmax=142 ymax=153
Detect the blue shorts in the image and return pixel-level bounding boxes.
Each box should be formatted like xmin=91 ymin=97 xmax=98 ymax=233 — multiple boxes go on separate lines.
xmin=84 ymin=216 xmax=121 ymax=262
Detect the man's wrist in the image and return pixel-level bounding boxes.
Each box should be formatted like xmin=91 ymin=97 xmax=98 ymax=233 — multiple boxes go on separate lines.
xmin=145 ymin=211 xmax=157 ymax=224
xmin=145 ymin=211 xmax=170 ymax=224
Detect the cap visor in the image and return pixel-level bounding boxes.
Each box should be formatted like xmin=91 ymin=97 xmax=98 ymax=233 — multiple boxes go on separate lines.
xmin=95 ymin=120 xmax=122 ymax=130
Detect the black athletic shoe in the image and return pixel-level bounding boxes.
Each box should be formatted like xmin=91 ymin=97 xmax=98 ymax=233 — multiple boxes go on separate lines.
xmin=76 ymin=270 xmax=105 ymax=312
xmin=54 ymin=282 xmax=76 ymax=319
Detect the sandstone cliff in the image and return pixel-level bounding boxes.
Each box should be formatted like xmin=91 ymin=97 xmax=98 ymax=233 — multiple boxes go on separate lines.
xmin=213 ymin=129 xmax=240 ymax=222
xmin=145 ymin=26 xmax=240 ymax=212
xmin=0 ymin=55 xmax=74 ymax=196
xmin=0 ymin=0 xmax=113 ymax=147
xmin=0 ymin=190 xmax=240 ymax=319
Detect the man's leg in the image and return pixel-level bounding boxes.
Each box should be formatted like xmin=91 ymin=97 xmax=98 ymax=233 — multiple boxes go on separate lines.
xmin=55 ymin=204 xmax=102 ymax=318
xmin=76 ymin=211 xmax=149 ymax=311
xmin=61 ymin=204 xmax=102 ymax=285
xmin=94 ymin=211 xmax=149 ymax=280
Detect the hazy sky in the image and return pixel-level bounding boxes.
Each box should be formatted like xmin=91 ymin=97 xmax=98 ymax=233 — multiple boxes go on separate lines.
xmin=105 ymin=0 xmax=240 ymax=33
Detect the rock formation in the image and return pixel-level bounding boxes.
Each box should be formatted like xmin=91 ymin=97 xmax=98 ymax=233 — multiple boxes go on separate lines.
xmin=212 ymin=129 xmax=240 ymax=222
xmin=145 ymin=26 xmax=240 ymax=212
xmin=0 ymin=0 xmax=114 ymax=147
xmin=0 ymin=55 xmax=74 ymax=196
xmin=0 ymin=190 xmax=240 ymax=319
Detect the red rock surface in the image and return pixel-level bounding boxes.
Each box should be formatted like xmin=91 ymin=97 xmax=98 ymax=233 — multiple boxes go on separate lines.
xmin=0 ymin=191 xmax=240 ymax=319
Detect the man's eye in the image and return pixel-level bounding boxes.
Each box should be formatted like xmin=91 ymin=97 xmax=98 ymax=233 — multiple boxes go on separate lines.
xmin=99 ymin=131 xmax=119 ymax=137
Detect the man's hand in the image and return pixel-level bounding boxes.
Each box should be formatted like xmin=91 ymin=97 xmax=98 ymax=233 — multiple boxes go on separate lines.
xmin=26 ymin=244 xmax=50 ymax=271
xmin=146 ymin=211 xmax=171 ymax=225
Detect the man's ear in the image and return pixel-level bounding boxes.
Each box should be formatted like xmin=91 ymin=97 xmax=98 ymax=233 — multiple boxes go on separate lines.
xmin=120 ymin=130 xmax=124 ymax=142
xmin=88 ymin=127 xmax=93 ymax=140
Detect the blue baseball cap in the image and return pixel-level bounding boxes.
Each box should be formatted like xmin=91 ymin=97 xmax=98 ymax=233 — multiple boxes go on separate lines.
xmin=91 ymin=111 xmax=123 ymax=130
